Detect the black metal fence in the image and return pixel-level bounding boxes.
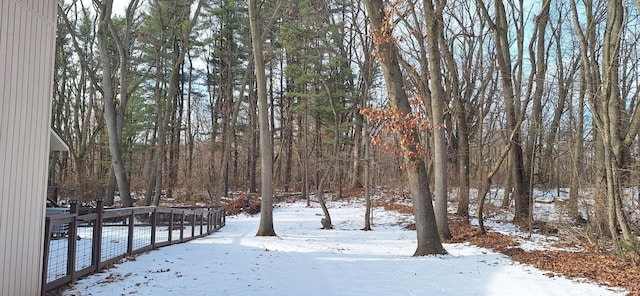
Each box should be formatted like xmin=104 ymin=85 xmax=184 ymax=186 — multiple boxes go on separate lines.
xmin=42 ymin=198 xmax=225 ymax=295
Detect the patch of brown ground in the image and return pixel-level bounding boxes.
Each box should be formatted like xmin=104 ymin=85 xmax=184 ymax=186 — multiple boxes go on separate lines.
xmin=341 ymin=188 xmax=365 ymax=199
xmin=224 ymin=194 xmax=261 ymax=215
xmin=448 ymin=216 xmax=640 ymax=296
xmin=373 ymin=200 xmax=413 ymax=214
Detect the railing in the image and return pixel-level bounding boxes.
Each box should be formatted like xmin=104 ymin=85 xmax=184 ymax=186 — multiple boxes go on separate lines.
xmin=42 ymin=198 xmax=225 ymax=295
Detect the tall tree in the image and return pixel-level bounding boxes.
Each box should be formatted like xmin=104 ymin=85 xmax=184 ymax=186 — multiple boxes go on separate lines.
xmin=592 ymin=0 xmax=634 ymax=241
xmin=570 ymin=0 xmax=637 ymax=241
xmin=569 ymin=0 xmax=604 ymax=231
xmin=210 ymin=0 xmax=249 ymax=204
xmin=55 ymin=2 xmax=106 ymax=200
xmin=143 ymin=0 xmax=204 ymax=206
xmin=105 ymin=0 xmax=146 ymax=206
xmin=250 ymin=0 xmax=276 ymax=236
xmin=344 ymin=1 xmax=377 ymax=190
xmin=95 ymin=0 xmax=134 ymax=207
xmin=478 ymin=0 xmax=530 ymax=222
xmin=423 ymin=0 xmax=451 ymax=240
xmin=439 ymin=0 xmax=488 ymax=219
xmin=363 ymin=0 xmax=446 ymax=256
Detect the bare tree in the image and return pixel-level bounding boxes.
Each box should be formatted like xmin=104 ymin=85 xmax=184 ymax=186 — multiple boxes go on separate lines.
xmin=249 ymin=0 xmax=276 ymax=236
xmin=570 ymin=0 xmax=636 ymax=241
xmin=105 ymin=0 xmax=147 ymax=206
xmin=423 ymin=0 xmax=451 ymax=240
xmin=593 ymin=0 xmax=633 ymax=241
xmin=95 ymin=0 xmax=133 ymax=207
xmin=363 ymin=0 xmax=446 ymax=256
xmin=478 ymin=0 xmax=530 ymax=222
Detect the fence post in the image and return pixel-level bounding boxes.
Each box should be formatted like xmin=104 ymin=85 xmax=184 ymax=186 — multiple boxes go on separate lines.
xmin=41 ymin=217 xmax=52 ymax=295
xmin=70 ymin=199 xmax=79 ymax=215
xmin=220 ymin=208 xmax=224 ymax=228
xmin=205 ymin=211 xmax=210 ymax=234
xmin=168 ymin=209 xmax=174 ymax=243
xmin=151 ymin=209 xmax=157 ymax=249
xmin=127 ymin=209 xmax=134 ymax=255
xmin=199 ymin=212 xmax=203 ymax=236
xmin=213 ymin=210 xmax=218 ymax=231
xmin=216 ymin=209 xmax=221 ymax=230
xmin=93 ymin=197 xmax=104 ymax=271
xmin=68 ymin=200 xmax=79 ymax=283
xmin=215 ymin=208 xmax=219 ymax=230
xmin=212 ymin=210 xmax=216 ymax=233
xmin=179 ymin=210 xmax=185 ymax=242
xmin=191 ymin=212 xmax=196 ymax=238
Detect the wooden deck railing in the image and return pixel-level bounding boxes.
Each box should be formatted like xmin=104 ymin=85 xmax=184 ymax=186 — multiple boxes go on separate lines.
xmin=42 ymin=198 xmax=225 ymax=295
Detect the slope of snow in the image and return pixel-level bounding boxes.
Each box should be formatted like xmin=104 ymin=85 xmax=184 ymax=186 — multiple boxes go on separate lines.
xmin=62 ymin=200 xmax=624 ymax=296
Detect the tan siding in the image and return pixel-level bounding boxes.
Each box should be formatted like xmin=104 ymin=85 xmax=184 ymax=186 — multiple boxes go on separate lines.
xmin=13 ymin=0 xmax=53 ymax=20
xmin=0 ymin=0 xmax=57 ymax=295
xmin=0 ymin=4 xmax=7 ymax=290
xmin=0 ymin=2 xmax=16 ymax=294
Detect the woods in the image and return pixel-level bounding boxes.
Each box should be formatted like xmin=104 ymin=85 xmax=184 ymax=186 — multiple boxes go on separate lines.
xmin=50 ymin=0 xmax=640 ymax=256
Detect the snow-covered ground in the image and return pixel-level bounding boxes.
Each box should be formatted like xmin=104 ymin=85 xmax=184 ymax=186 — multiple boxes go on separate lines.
xmin=47 ymin=225 xmax=198 ymax=282
xmin=62 ymin=199 xmax=625 ymax=296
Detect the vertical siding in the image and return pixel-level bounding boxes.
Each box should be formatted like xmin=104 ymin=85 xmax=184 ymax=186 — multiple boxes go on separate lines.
xmin=0 ymin=0 xmax=57 ymax=295
xmin=0 ymin=0 xmax=9 ymax=294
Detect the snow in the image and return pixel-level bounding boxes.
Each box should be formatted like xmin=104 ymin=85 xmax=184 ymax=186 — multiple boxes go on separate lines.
xmin=62 ymin=200 xmax=625 ymax=296
xmin=47 ymin=225 xmax=197 ymax=283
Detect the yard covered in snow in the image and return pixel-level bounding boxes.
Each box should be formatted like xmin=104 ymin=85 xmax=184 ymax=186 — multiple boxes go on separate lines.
xmin=62 ymin=193 xmax=627 ymax=296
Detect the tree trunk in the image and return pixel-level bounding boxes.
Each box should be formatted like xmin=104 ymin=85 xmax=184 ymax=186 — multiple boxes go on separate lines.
xmin=524 ymin=0 xmax=550 ymax=195
xmin=454 ymin=105 xmax=470 ymax=219
xmin=364 ymin=0 xmax=445 ymax=256
xmin=479 ymin=116 xmax=525 ymax=233
xmin=302 ymin=95 xmax=310 ymax=206
xmin=316 ymin=165 xmax=333 ymax=229
xmin=363 ymin=117 xmax=372 ymax=231
xmin=186 ymin=52 xmax=194 ymax=179
xmin=216 ymin=57 xmax=253 ymax=205
xmin=598 ymin=0 xmax=632 ymax=241
xmin=423 ymin=0 xmax=451 ymax=240
xmin=283 ymin=82 xmax=293 ymax=192
xmin=350 ymin=113 xmax=363 ymax=189
xmin=104 ymin=0 xmax=144 ymax=206
xmin=95 ymin=0 xmax=133 ymax=207
xmin=248 ymin=77 xmax=258 ymax=194
xmin=479 ymin=0 xmax=530 ymax=222
xmin=154 ymin=0 xmax=204 ymax=206
xmin=569 ymin=61 xmax=585 ymax=224
xmin=249 ymin=0 xmax=276 ymax=237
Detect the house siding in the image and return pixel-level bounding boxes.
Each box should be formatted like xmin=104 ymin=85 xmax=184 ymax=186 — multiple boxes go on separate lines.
xmin=0 ymin=0 xmax=57 ymax=295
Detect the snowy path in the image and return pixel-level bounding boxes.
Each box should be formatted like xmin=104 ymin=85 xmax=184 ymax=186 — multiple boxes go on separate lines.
xmin=63 ymin=202 xmax=624 ymax=296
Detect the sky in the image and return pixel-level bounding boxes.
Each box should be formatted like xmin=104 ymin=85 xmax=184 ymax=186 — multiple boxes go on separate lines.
xmin=61 ymin=197 xmax=625 ymax=296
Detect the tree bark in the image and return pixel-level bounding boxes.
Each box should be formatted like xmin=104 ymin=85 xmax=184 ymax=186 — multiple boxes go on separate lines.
xmin=249 ymin=0 xmax=276 ymax=237
xmin=364 ymin=0 xmax=445 ymax=256
xmin=479 ymin=0 xmax=530 ymax=222
xmin=363 ymin=117 xmax=372 ymax=231
xmin=598 ymin=0 xmax=632 ymax=241
xmin=216 ymin=57 xmax=253 ymax=206
xmin=524 ymin=0 xmax=551 ymax=194
xmin=423 ymin=0 xmax=451 ymax=240
xmin=95 ymin=0 xmax=133 ymax=207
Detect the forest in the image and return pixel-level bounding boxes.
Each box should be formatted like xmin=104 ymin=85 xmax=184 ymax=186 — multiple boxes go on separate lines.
xmin=51 ymin=0 xmax=640 ymax=259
